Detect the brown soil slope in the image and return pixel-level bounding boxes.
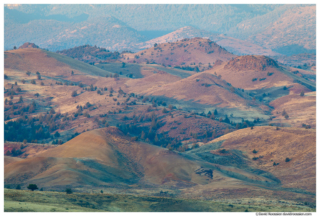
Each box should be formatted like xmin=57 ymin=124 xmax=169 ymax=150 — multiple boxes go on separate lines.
xmin=4 ymin=48 xmax=110 ymax=80
xmin=269 ymin=92 xmax=316 ymax=128
xmin=4 ymin=143 xmax=57 ymax=159
xmin=208 ymin=126 xmax=316 ymax=192
xmin=145 ymin=72 xmax=253 ymax=109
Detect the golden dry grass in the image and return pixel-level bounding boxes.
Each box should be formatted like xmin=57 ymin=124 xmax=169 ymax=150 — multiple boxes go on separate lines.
xmin=4 ymin=127 xmax=204 ymax=187
xmin=207 ymin=57 xmax=295 ymax=90
xmin=270 ymin=92 xmax=316 ymax=128
xmin=209 ymin=126 xmax=316 ymax=192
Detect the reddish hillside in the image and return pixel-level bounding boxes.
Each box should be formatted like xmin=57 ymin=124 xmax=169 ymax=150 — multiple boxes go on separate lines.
xmin=144 ymin=72 xmax=258 ymax=111
xmin=4 ymin=127 xmax=204 ymax=188
xmin=5 ymin=127 xmax=315 ymax=203
xmin=207 ymin=55 xmax=315 ymax=90
xmin=208 ymin=126 xmax=316 ymax=193
xmin=122 ymin=38 xmax=236 ymax=71
xmin=269 ymin=91 xmax=316 ymax=128
xmin=18 ymin=42 xmax=39 ymax=49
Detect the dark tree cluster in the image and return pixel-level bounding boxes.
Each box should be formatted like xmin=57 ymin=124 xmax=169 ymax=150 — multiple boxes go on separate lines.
xmin=57 ymin=44 xmax=120 ymax=63
xmin=4 ymin=101 xmax=37 ymax=120
xmin=4 ymin=109 xmax=73 ymax=143
xmin=174 ymin=65 xmax=200 ymax=72
xmin=5 ymin=147 xmax=24 ymax=157
xmin=4 ymin=118 xmax=51 ymax=143
xmin=117 ymin=111 xmax=184 ymax=151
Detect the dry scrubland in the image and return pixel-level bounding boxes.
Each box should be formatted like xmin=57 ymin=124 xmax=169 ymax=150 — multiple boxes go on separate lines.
xmin=3 ymin=39 xmax=316 ymax=211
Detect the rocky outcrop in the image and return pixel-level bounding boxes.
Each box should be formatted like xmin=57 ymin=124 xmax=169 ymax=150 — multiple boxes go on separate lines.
xmin=224 ymin=55 xmax=278 ymax=71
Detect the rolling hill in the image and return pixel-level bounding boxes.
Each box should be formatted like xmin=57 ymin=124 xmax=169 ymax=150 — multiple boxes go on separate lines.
xmin=207 ymin=55 xmax=316 ymax=91
xmin=122 ymin=38 xmax=236 ymax=71
xmin=4 ymin=47 xmax=112 ymax=78
xmin=4 ymin=126 xmax=316 ymax=207
xmin=4 ymin=47 xmax=238 ymax=149
xmin=3 ymin=4 xmax=317 ymax=212
xmin=4 ymin=127 xmax=212 ymax=188
xmin=206 ymin=126 xmax=316 ymax=192
xmin=3 ymin=44 xmax=316 ymax=208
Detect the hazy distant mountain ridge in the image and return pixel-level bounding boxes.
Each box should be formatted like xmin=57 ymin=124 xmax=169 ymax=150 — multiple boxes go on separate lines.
xmin=5 ymin=15 xmax=146 ymax=51
xmin=4 ymin=4 xmax=316 ymax=56
xmin=6 ymin=4 xmax=281 ymax=32
xmin=137 ymin=26 xmax=279 ymax=56
xmin=227 ymin=5 xmax=315 ymax=55
xmin=248 ymin=6 xmax=316 ymax=54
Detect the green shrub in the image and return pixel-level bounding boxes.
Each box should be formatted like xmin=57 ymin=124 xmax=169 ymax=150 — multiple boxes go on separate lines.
xmin=66 ymin=188 xmax=73 ymax=194
xmin=252 ymin=149 xmax=258 ymax=154
xmin=71 ymin=91 xmax=77 ymax=97
xmin=27 ymin=184 xmax=38 ymax=191
xmin=273 ymin=162 xmax=279 ymax=166
xmin=267 ymin=72 xmax=273 ymax=76
xmin=219 ymin=149 xmax=227 ymax=154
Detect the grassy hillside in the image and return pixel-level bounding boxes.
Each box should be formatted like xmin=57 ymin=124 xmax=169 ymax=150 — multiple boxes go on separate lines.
xmin=5 ymin=189 xmax=314 ymax=212
xmin=44 ymin=50 xmax=113 ymax=77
